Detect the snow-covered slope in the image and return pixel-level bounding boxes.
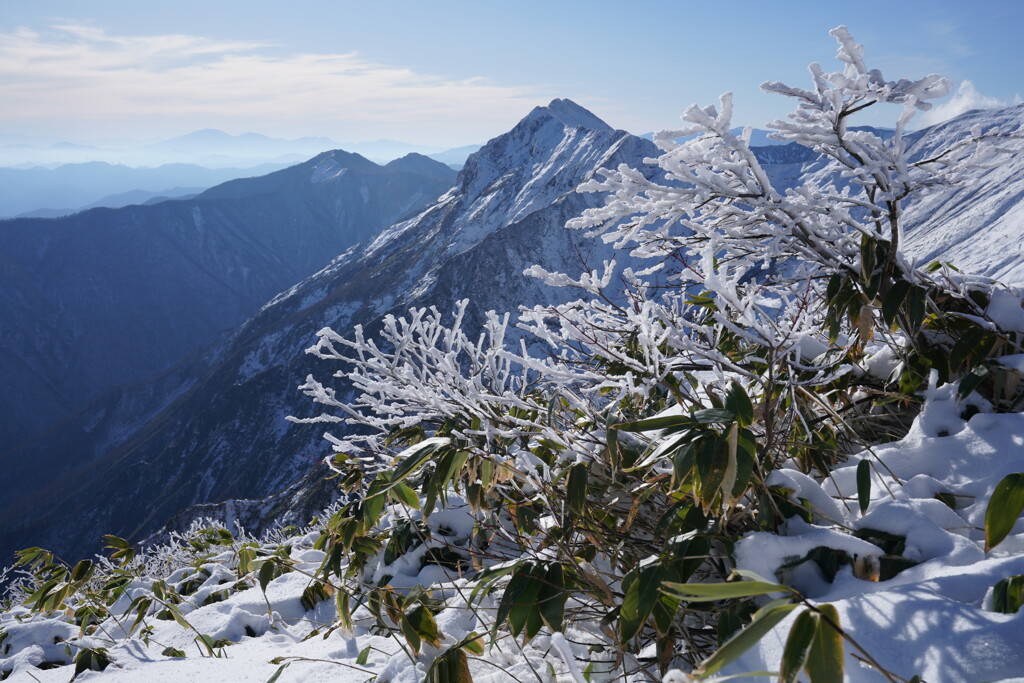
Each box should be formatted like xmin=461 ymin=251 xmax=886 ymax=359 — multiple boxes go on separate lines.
xmin=9 ymin=380 xmax=1024 ymax=682
xmin=0 ymin=100 xmax=659 ymax=563
xmin=901 ymin=104 xmax=1024 ymax=284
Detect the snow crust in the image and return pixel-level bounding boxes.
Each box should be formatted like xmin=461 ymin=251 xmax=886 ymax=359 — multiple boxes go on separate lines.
xmin=726 ymin=388 xmax=1024 ymax=682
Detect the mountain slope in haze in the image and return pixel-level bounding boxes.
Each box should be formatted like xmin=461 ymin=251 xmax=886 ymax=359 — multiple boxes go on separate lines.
xmin=0 ymin=152 xmax=456 ymax=451
xmin=0 ymin=99 xmax=662 ymax=561
xmin=150 ymin=130 xmax=340 ymax=159
xmin=14 ymin=187 xmax=205 ymax=219
xmin=0 ymin=162 xmax=298 ymax=218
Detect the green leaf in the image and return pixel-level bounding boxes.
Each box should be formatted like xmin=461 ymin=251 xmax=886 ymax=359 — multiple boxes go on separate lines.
xmin=662 ymin=577 xmax=794 ymax=602
xmin=672 ymin=442 xmax=698 ymax=488
xmin=362 ymin=480 xmax=388 ymax=527
xmin=265 ymin=663 xmax=290 ymax=683
xmin=695 ymin=437 xmax=728 ymax=505
xmin=469 ymin=561 xmax=520 ymax=604
xmin=161 ymin=647 xmax=187 ymax=658
xmin=405 ymin=604 xmax=440 ymax=649
xmin=194 ymin=634 xmax=217 ymax=656
xmin=856 ymin=460 xmax=871 ymax=515
xmin=335 ymin=589 xmax=353 ymax=634
xmin=460 ymin=631 xmax=485 ymax=655
xmin=425 ymin=646 xmax=473 ymax=683
xmin=390 ymin=481 xmax=421 ymax=509
xmin=566 ymin=463 xmax=588 ymax=514
xmin=621 ymin=564 xmax=664 ymax=641
xmin=300 ymin=583 xmax=330 ymax=611
xmin=392 ymin=437 xmax=452 ymax=483
xmin=643 ymin=431 xmax=695 ymax=468
xmin=780 ymin=609 xmax=818 ymax=683
xmin=826 ymin=274 xmax=842 ymax=302
xmin=538 ymin=564 xmax=565 ymax=632
xmin=907 ymin=285 xmax=927 ymax=331
xmin=237 ymin=546 xmax=256 ymax=576
xmin=696 ymin=602 xmax=799 ymax=678
xmin=724 ymin=382 xmax=755 ymax=428
xmin=958 ymin=365 xmax=990 ymax=401
xmin=985 ymin=472 xmax=1024 ymax=551
xmin=164 ymin=604 xmax=193 ymax=631
xmin=495 ymin=564 xmax=540 ymax=636
xmin=503 ymin=581 xmax=539 ymax=637
xmin=74 ymin=648 xmax=111 ymax=676
xmin=860 ymin=235 xmax=876 ymax=285
xmin=258 ymin=560 xmax=277 ymax=593
xmin=992 ymin=575 xmax=1024 ymax=614
xmin=692 ymin=408 xmax=736 ymax=424
xmin=805 ymin=604 xmax=843 ymax=682
xmin=730 ymin=432 xmax=757 ymax=499
xmin=70 ymin=559 xmax=94 ymax=584
xmin=881 ymin=279 xmax=911 ymax=328
xmin=506 ymin=572 xmax=543 ymax=638
xmin=613 ymin=414 xmax=694 ymax=432
xmin=949 ymin=327 xmax=989 ymax=373
xmin=400 ymin=614 xmax=422 ymax=654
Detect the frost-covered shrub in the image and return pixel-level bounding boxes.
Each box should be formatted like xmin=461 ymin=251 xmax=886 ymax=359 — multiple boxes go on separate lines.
xmin=291 ymin=26 xmax=1024 ymax=681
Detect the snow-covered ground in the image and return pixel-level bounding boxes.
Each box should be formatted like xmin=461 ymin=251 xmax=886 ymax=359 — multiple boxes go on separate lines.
xmin=728 ymin=380 xmax=1024 ymax=681
xmin=4 ymin=375 xmax=1024 ymax=681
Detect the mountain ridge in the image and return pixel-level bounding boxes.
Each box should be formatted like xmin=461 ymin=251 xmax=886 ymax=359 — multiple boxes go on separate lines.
xmin=0 ymin=151 xmax=456 ymax=454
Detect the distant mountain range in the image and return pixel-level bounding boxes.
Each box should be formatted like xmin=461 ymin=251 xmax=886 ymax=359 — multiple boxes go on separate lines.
xmin=0 ymin=133 xmax=482 ymax=217
xmin=13 ymin=187 xmax=205 ymax=219
xmin=0 ymin=152 xmax=455 ymax=463
xmin=0 ymin=130 xmax=481 ymax=183
xmin=1 ymin=100 xmax=1021 ymax=565
xmin=0 ymin=162 xmax=290 ymax=218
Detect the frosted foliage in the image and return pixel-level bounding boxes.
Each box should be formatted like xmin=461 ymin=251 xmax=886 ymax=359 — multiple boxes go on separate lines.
xmin=291 ymin=300 xmax=572 ymax=456
xmin=569 ymin=26 xmax=996 ymax=285
xmin=294 ymin=27 xmax=1018 ymax=475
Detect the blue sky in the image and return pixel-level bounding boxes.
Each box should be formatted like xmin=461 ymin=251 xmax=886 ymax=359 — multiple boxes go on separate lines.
xmin=2 ymin=0 xmax=1021 ymax=146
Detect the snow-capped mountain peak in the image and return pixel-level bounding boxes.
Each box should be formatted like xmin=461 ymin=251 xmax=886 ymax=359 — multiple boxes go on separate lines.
xmin=526 ymin=98 xmax=613 ymax=132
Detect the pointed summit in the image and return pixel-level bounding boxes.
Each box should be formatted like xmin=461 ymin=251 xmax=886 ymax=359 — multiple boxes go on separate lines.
xmin=527 ymin=99 xmax=613 ymax=132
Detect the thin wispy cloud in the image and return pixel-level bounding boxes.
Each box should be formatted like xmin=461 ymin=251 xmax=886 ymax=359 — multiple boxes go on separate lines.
xmin=0 ymin=23 xmax=546 ymax=142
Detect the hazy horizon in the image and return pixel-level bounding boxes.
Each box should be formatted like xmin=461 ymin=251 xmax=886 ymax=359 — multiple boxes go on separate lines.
xmin=2 ymin=0 xmax=1022 ymax=151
